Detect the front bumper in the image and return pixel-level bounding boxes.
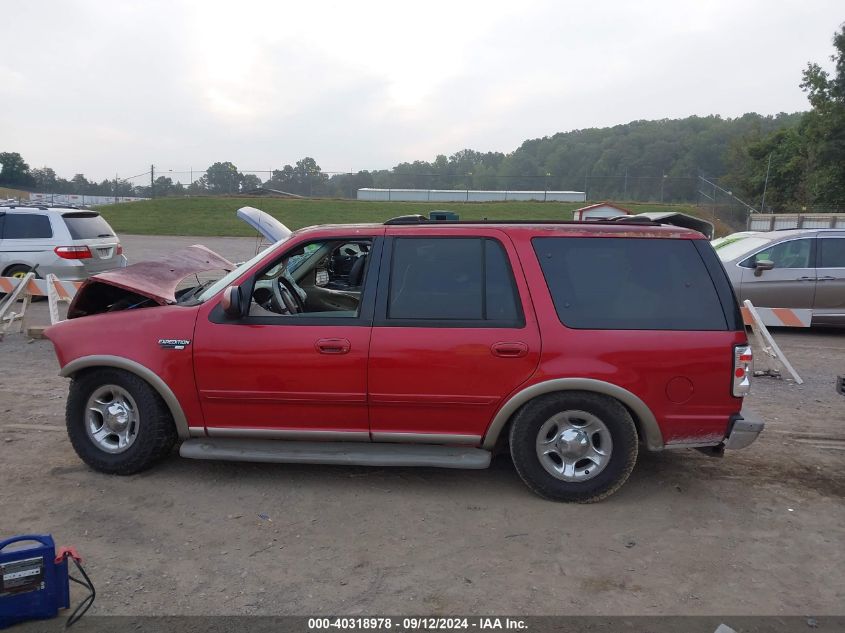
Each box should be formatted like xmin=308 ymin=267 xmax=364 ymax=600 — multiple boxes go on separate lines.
xmin=724 ymin=410 xmax=765 ymax=450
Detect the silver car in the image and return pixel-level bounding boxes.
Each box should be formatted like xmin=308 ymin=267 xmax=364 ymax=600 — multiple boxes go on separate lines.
xmin=0 ymin=204 xmax=127 ymax=282
xmin=714 ymin=228 xmax=845 ymax=327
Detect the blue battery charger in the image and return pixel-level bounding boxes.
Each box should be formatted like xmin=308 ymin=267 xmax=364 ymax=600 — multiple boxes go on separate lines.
xmin=0 ymin=534 xmax=88 ymax=628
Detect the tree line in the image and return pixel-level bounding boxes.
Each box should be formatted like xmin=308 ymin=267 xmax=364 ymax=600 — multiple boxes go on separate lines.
xmin=2 ymin=24 xmax=842 ymax=210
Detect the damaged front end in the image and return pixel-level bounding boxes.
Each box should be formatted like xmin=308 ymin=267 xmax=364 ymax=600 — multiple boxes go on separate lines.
xmin=67 ymin=245 xmax=234 ymax=318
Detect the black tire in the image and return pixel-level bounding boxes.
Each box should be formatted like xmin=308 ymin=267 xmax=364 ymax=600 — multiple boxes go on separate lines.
xmin=509 ymin=391 xmax=638 ymax=503
xmin=2 ymin=264 xmax=47 ymax=302
xmin=66 ymin=368 xmax=177 ymax=475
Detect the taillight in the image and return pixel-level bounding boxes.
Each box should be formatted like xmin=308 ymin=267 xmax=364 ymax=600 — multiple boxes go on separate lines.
xmin=116 ymin=244 xmax=123 ymax=255
xmin=732 ymin=344 xmax=753 ymax=397
xmin=54 ymin=245 xmax=92 ymax=260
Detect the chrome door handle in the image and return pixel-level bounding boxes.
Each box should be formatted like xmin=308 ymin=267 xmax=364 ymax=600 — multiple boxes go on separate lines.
xmin=315 ymin=338 xmax=351 ymax=354
xmin=796 ymin=276 xmax=816 ymax=281
xmin=818 ymin=276 xmax=836 ymax=281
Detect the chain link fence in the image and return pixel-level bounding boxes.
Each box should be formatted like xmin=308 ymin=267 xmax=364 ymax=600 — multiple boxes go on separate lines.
xmin=13 ymin=166 xmax=843 ymax=235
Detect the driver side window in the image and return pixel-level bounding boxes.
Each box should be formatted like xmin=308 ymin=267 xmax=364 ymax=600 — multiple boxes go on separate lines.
xmin=248 ymin=238 xmax=373 ymax=318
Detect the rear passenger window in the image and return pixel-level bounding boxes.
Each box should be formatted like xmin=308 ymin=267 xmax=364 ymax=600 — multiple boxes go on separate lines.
xmin=532 ymin=237 xmax=728 ymax=331
xmin=819 ymin=239 xmax=845 ymax=268
xmin=2 ymin=214 xmax=53 ymax=239
xmin=388 ymin=237 xmax=522 ymax=325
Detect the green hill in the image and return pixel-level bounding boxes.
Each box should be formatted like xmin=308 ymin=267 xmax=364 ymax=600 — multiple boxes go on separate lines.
xmin=96 ymin=197 xmax=705 ymax=237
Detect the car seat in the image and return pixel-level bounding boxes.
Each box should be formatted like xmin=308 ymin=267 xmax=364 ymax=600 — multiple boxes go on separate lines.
xmin=348 ymin=256 xmax=367 ymax=287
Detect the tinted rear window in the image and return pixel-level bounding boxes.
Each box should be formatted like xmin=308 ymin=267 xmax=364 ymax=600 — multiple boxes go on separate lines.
xmin=532 ymin=237 xmax=728 ymax=330
xmin=2 ymin=213 xmax=53 ymax=239
xmin=62 ymin=213 xmax=115 ymax=239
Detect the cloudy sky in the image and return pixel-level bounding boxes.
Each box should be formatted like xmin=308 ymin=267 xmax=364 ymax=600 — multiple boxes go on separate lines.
xmin=1 ymin=0 xmax=842 ymax=183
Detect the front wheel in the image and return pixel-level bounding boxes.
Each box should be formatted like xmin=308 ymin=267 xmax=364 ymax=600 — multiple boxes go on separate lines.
xmin=66 ymin=368 xmax=177 ymax=475
xmin=509 ymin=392 xmax=638 ymax=502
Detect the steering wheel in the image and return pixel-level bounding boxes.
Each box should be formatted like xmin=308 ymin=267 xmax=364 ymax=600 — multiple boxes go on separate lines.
xmin=271 ymin=276 xmax=306 ymax=314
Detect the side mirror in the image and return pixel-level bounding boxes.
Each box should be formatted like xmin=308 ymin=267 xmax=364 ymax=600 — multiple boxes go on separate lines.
xmin=221 ymin=285 xmax=245 ymax=319
xmin=754 ymin=259 xmax=775 ymax=277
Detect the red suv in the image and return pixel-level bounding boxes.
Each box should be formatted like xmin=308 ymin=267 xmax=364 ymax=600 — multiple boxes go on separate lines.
xmin=45 ymin=215 xmax=763 ymax=502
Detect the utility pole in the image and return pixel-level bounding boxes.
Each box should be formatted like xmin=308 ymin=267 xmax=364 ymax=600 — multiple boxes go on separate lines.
xmin=150 ymin=164 xmax=155 ymax=198
xmin=760 ymin=153 xmax=772 ymax=214
xmin=624 ymin=168 xmax=628 ymax=199
xmin=660 ymin=171 xmax=666 ymax=203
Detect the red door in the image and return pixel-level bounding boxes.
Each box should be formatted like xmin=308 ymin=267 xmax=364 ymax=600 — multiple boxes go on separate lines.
xmin=193 ymin=319 xmax=372 ymax=438
xmin=367 ymin=229 xmax=540 ymax=443
xmin=191 ymin=233 xmax=383 ymax=439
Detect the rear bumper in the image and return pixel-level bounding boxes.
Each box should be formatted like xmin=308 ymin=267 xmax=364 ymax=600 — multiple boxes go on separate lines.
xmin=724 ymin=410 xmax=765 ymax=450
xmin=41 ymin=255 xmax=128 ymax=280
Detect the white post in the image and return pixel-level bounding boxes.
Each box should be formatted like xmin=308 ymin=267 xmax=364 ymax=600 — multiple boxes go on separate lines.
xmin=47 ymin=274 xmax=62 ymax=325
xmin=743 ymin=300 xmax=803 ymax=384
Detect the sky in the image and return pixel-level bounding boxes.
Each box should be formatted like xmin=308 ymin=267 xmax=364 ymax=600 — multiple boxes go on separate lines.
xmin=1 ymin=0 xmax=842 ymax=183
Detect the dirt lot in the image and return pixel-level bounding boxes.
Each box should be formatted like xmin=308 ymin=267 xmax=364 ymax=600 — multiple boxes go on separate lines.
xmin=1 ymin=235 xmax=843 ymax=617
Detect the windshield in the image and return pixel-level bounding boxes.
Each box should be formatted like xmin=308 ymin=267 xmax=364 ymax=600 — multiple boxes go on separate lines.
xmin=193 ymin=238 xmax=289 ymax=303
xmin=715 ymin=236 xmax=771 ymax=262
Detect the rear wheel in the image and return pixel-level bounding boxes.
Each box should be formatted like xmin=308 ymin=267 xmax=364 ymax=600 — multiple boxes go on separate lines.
xmin=66 ymin=368 xmax=177 ymax=474
xmin=509 ymin=392 xmax=638 ymax=502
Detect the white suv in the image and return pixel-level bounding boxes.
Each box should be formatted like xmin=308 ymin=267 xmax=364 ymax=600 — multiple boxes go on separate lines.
xmin=0 ymin=204 xmax=127 ymax=281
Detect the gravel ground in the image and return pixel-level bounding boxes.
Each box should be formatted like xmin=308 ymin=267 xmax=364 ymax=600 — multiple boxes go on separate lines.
xmin=0 ymin=234 xmax=843 ymax=618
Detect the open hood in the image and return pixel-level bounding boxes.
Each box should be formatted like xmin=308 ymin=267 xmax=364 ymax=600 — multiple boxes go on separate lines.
xmin=66 ymin=207 xmax=288 ymax=319
xmin=236 ymin=206 xmax=291 ymax=243
xmin=67 ymin=245 xmax=234 ymax=318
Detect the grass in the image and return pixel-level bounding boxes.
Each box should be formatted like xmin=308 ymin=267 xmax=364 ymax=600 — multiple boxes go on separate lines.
xmin=0 ymin=186 xmax=30 ymax=199
xmin=96 ymin=197 xmax=705 ymax=237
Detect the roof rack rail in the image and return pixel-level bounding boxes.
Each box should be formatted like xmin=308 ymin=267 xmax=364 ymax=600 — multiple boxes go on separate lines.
xmin=609 ymin=216 xmax=662 ymax=225
xmin=0 ymin=203 xmax=50 ymax=210
xmin=382 ymin=217 xmax=666 ymax=227
xmin=384 ymin=214 xmax=430 ymax=225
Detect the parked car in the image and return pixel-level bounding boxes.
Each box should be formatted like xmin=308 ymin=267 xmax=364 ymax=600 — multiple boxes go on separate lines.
xmin=714 ymin=228 xmax=845 ymax=327
xmin=710 ymin=231 xmax=760 ymax=251
xmin=44 ymin=212 xmax=763 ymax=502
xmin=0 ymin=204 xmax=127 ymax=282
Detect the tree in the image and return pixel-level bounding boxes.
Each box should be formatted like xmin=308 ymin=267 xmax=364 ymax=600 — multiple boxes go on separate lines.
xmin=187 ymin=177 xmax=207 ymax=195
xmin=797 ymin=24 xmax=845 ymax=204
xmin=729 ymin=24 xmax=845 ymax=209
xmin=265 ymin=158 xmax=327 ymax=196
xmin=31 ymin=167 xmax=58 ymax=191
xmin=0 ymin=152 xmax=35 ymax=188
xmin=68 ymin=173 xmax=92 ymax=195
xmin=204 ymin=162 xmax=242 ymax=194
xmin=266 ymin=164 xmax=295 ymax=192
xmin=292 ymin=157 xmax=327 ymax=196
xmin=240 ymin=174 xmax=262 ymax=192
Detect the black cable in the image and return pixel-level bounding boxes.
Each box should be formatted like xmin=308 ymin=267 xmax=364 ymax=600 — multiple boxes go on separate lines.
xmin=65 ymin=558 xmax=95 ymax=628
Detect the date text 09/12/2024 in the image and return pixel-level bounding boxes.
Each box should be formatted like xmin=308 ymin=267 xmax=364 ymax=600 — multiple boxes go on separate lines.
xmin=307 ymin=618 xmax=528 ymax=630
